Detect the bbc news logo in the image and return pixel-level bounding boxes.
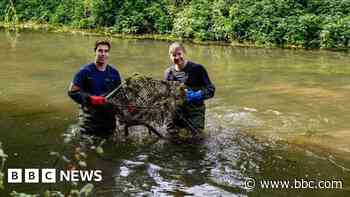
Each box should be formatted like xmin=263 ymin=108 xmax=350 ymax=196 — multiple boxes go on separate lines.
xmin=7 ymin=168 xmax=102 ymax=183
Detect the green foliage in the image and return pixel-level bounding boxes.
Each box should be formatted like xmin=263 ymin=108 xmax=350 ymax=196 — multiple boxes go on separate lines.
xmin=12 ymin=0 xmax=58 ymax=23
xmin=2 ymin=0 xmax=350 ymax=48
xmin=0 ymin=172 xmax=3 ymax=190
xmin=91 ymin=0 xmax=119 ymax=27
xmin=10 ymin=191 xmax=39 ymax=197
xmin=3 ymin=0 xmax=18 ymax=29
xmin=0 ymin=0 xmax=9 ymax=21
xmin=298 ymin=14 xmax=322 ymax=48
xmin=211 ymin=0 xmax=232 ymax=41
xmin=49 ymin=0 xmax=88 ymax=27
xmin=113 ymin=0 xmax=152 ymax=33
xmin=0 ymin=143 xmax=7 ymax=190
xmin=0 ymin=137 xmax=98 ymax=196
xmin=49 ymin=2 xmax=73 ymax=25
xmin=10 ymin=183 xmax=94 ymax=197
xmin=113 ymin=0 xmax=173 ymax=34
xmin=321 ymin=16 xmax=350 ymax=49
xmin=173 ymin=0 xmax=213 ymax=40
xmin=145 ymin=2 xmax=173 ymax=34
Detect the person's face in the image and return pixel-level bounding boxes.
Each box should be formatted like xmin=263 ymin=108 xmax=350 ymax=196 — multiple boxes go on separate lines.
xmin=95 ymin=44 xmax=109 ymax=65
xmin=170 ymin=47 xmax=186 ymax=67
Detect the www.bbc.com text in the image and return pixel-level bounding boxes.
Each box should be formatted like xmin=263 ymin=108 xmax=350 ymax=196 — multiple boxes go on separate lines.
xmin=244 ymin=178 xmax=343 ymax=190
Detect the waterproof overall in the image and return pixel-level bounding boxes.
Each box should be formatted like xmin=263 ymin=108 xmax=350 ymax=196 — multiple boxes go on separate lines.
xmin=69 ymin=63 xmax=121 ymax=137
xmin=164 ymin=61 xmax=215 ymax=135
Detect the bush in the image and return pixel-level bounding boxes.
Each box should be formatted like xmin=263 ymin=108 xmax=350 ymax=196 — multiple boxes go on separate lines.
xmin=173 ymin=0 xmax=213 ymax=40
xmin=145 ymin=2 xmax=173 ymax=34
xmin=2 ymin=0 xmax=349 ymax=49
xmin=49 ymin=0 xmax=76 ymax=25
xmin=113 ymin=0 xmax=173 ymax=34
xmin=0 ymin=0 xmax=10 ymax=21
xmin=321 ymin=16 xmax=350 ymax=49
xmin=211 ymin=0 xmax=232 ymax=41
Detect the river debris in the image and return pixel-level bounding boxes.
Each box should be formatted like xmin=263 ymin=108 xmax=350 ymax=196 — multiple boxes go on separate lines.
xmin=106 ymin=73 xmax=186 ymax=138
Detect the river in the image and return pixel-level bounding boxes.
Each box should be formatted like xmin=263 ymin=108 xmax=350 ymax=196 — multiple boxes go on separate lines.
xmin=0 ymin=30 xmax=350 ymax=196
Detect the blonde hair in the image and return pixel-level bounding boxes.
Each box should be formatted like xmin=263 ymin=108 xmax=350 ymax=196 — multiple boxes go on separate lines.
xmin=169 ymin=42 xmax=186 ymax=55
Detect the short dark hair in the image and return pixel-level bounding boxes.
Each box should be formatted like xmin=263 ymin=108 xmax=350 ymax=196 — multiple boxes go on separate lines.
xmin=94 ymin=39 xmax=111 ymax=51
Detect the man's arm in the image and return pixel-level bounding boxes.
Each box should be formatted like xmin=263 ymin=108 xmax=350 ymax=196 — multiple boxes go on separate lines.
xmin=201 ymin=67 xmax=215 ymax=100
xmin=68 ymin=83 xmax=90 ymax=105
xmin=67 ymin=67 xmax=92 ymax=105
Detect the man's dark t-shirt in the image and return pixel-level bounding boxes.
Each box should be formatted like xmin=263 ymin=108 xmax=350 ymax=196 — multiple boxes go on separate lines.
xmin=71 ymin=63 xmax=121 ymax=136
xmin=73 ymin=63 xmax=121 ymax=96
xmin=164 ymin=61 xmax=215 ymax=105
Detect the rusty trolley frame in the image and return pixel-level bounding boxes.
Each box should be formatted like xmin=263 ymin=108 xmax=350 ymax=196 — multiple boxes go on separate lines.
xmin=105 ymin=74 xmax=196 ymax=139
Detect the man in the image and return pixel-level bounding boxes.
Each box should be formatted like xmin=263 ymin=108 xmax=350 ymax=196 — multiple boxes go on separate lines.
xmin=68 ymin=39 xmax=121 ymax=137
xmin=164 ymin=42 xmax=215 ymax=141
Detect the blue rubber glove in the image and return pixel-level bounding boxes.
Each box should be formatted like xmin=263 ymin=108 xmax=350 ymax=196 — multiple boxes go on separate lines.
xmin=186 ymin=90 xmax=204 ymax=103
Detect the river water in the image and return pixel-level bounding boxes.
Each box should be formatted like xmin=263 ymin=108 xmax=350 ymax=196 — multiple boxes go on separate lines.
xmin=1 ymin=30 xmax=350 ymax=196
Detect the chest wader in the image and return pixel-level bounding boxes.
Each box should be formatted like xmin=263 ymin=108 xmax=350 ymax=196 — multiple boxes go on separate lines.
xmin=78 ymin=72 xmax=118 ymax=137
xmin=78 ymin=104 xmax=116 ymax=137
xmin=171 ymin=102 xmax=205 ymax=140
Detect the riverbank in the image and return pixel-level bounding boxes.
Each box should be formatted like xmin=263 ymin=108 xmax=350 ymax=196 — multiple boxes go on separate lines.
xmin=0 ymin=22 xmax=306 ymax=50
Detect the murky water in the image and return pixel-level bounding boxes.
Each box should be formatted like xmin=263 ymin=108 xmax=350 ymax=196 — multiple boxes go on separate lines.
xmin=1 ymin=30 xmax=350 ymax=196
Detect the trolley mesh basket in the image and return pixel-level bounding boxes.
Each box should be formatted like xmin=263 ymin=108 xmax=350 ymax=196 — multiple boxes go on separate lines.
xmin=106 ymin=73 xmax=186 ymax=138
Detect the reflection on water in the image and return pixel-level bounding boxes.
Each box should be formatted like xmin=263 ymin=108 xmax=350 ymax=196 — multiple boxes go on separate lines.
xmin=0 ymin=30 xmax=350 ymax=196
xmin=87 ymin=129 xmax=256 ymax=196
xmin=70 ymin=119 xmax=350 ymax=197
xmin=5 ymin=29 xmax=19 ymax=49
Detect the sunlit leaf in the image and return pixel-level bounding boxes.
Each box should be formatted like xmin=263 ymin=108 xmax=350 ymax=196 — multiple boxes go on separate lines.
xmin=96 ymin=147 xmax=104 ymax=156
xmin=0 ymin=172 xmax=4 ymax=190
xmin=79 ymin=183 xmax=94 ymax=196
xmin=0 ymin=149 xmax=7 ymax=158
xmin=78 ymin=161 xmax=87 ymax=168
xmin=49 ymin=152 xmax=60 ymax=157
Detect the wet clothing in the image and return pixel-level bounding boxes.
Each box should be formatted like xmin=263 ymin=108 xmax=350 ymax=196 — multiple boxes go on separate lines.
xmin=164 ymin=61 xmax=215 ymax=103
xmin=72 ymin=63 xmax=121 ymax=96
xmin=164 ymin=61 xmax=215 ymax=133
xmin=68 ymin=63 xmax=121 ymax=137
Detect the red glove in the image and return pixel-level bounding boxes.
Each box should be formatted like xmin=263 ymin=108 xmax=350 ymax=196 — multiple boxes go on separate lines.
xmin=90 ymin=96 xmax=106 ymax=105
